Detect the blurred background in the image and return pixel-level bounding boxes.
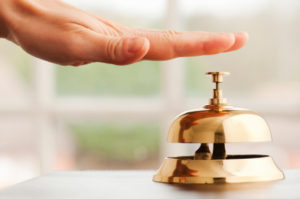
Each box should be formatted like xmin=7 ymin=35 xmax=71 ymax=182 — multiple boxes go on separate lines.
xmin=0 ymin=0 xmax=300 ymax=188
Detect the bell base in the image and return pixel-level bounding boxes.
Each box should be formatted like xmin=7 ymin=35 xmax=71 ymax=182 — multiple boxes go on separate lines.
xmin=153 ymin=155 xmax=284 ymax=184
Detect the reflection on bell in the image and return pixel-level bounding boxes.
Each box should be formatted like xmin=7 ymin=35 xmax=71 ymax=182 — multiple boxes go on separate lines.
xmin=153 ymin=72 xmax=284 ymax=184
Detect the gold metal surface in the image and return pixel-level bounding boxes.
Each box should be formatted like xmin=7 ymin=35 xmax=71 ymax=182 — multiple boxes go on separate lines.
xmin=167 ymin=107 xmax=271 ymax=143
xmin=153 ymin=156 xmax=284 ymax=184
xmin=153 ymin=71 xmax=284 ymax=184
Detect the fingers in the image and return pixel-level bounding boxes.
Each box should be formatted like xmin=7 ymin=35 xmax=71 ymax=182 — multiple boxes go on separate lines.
xmin=66 ymin=29 xmax=247 ymax=66
xmin=224 ymin=32 xmax=248 ymax=52
xmin=132 ymin=30 xmax=248 ymax=60
xmin=73 ymin=30 xmax=150 ymax=65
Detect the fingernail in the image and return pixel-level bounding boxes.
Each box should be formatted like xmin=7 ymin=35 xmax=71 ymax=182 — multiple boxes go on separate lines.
xmin=235 ymin=32 xmax=249 ymax=38
xmin=125 ymin=37 xmax=147 ymax=55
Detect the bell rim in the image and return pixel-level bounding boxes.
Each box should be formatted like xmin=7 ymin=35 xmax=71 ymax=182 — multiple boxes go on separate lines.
xmin=153 ymin=156 xmax=284 ymax=184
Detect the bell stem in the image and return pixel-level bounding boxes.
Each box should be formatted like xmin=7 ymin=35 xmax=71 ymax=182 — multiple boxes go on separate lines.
xmin=212 ymin=143 xmax=226 ymax=159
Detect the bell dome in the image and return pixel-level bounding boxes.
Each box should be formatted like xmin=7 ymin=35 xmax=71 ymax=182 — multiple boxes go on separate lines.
xmin=167 ymin=107 xmax=271 ymax=143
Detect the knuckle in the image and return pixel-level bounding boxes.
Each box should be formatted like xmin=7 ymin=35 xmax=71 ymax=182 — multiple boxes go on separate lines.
xmin=162 ymin=30 xmax=180 ymax=39
xmin=16 ymin=0 xmax=45 ymax=16
xmin=160 ymin=30 xmax=181 ymax=59
xmin=104 ymin=38 xmax=120 ymax=62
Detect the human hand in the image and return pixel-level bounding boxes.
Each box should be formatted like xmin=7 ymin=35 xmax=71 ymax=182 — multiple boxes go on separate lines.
xmin=0 ymin=0 xmax=248 ymax=66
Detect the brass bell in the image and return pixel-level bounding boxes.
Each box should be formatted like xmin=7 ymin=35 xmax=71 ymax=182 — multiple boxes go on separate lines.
xmin=153 ymin=72 xmax=284 ymax=184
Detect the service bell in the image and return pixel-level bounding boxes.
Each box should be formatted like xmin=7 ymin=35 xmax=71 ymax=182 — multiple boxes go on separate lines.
xmin=153 ymin=72 xmax=284 ymax=184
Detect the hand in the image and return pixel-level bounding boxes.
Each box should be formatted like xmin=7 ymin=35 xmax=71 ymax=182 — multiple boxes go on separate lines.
xmin=0 ymin=0 xmax=248 ymax=66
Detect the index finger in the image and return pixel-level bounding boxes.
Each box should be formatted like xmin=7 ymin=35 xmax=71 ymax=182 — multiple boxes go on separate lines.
xmin=131 ymin=30 xmax=248 ymax=60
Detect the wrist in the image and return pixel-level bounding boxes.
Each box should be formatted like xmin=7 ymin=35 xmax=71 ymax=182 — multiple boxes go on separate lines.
xmin=0 ymin=0 xmax=11 ymax=39
xmin=0 ymin=0 xmax=27 ymax=39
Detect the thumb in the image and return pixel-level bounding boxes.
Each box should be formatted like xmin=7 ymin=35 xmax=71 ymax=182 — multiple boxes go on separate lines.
xmin=116 ymin=36 xmax=150 ymax=65
xmin=83 ymin=32 xmax=150 ymax=65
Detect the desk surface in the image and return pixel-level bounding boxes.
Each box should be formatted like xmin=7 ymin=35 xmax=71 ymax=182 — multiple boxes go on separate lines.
xmin=0 ymin=170 xmax=299 ymax=199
